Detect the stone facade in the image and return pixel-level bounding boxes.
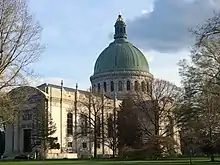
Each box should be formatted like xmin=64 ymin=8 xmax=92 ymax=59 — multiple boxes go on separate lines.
xmin=90 ymin=71 xmax=153 ymax=100
xmin=4 ymin=84 xmax=121 ymax=159
xmin=3 ymin=14 xmax=181 ymax=159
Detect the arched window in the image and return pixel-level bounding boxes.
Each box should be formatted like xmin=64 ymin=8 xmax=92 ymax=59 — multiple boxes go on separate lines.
xmin=117 ymin=27 xmax=120 ymax=33
xmin=127 ymin=80 xmax=131 ymax=91
xmin=103 ymin=82 xmax=107 ymax=92
xmin=92 ymin=84 xmax=96 ymax=92
xmin=67 ymin=113 xmax=73 ymax=135
xmin=134 ymin=81 xmax=140 ymax=91
xmin=149 ymin=82 xmax=153 ymax=94
xmin=120 ymin=28 xmax=123 ymax=33
xmin=98 ymin=83 xmax=100 ymax=93
xmin=110 ymin=81 xmax=114 ymax=92
xmin=118 ymin=81 xmax=123 ymax=91
xmin=141 ymin=81 xmax=146 ymax=91
xmin=146 ymin=82 xmax=149 ymax=92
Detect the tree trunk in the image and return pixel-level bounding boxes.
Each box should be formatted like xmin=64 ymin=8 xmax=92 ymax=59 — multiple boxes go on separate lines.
xmin=94 ymin=114 xmax=97 ymax=158
xmin=89 ymin=102 xmax=92 ymax=155
xmin=154 ymin=107 xmax=160 ymax=136
xmin=209 ymin=127 xmax=214 ymax=162
xmin=189 ymin=148 xmax=193 ymax=165
xmin=210 ymin=153 xmax=215 ymax=162
xmin=101 ymin=101 xmax=105 ymax=155
xmin=113 ymin=107 xmax=116 ymax=158
xmin=112 ymin=142 xmax=115 ymax=158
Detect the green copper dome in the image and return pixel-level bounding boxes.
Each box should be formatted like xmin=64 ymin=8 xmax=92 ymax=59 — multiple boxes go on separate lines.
xmin=94 ymin=15 xmax=149 ymax=75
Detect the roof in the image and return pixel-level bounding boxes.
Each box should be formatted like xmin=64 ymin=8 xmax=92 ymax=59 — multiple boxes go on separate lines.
xmin=93 ymin=38 xmax=149 ymax=75
xmin=37 ymin=83 xmax=113 ymax=99
xmin=92 ymin=14 xmax=149 ymax=75
xmin=37 ymin=83 xmax=89 ymax=95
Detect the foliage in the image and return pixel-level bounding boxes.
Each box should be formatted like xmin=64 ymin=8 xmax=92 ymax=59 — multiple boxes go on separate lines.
xmin=120 ymin=135 xmax=177 ymax=160
xmin=144 ymin=135 xmax=178 ymax=159
xmin=130 ymin=78 xmax=182 ymax=158
xmin=0 ymin=93 xmax=15 ymax=125
xmin=31 ymin=107 xmax=56 ymax=159
xmin=117 ymin=97 xmax=143 ymax=155
xmin=0 ymin=87 xmax=29 ymax=126
xmin=48 ymin=137 xmax=60 ymax=150
xmin=177 ymin=12 xmax=220 ymax=162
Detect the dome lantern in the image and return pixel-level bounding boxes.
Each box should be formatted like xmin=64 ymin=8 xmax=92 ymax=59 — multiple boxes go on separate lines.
xmin=114 ymin=14 xmax=127 ymax=40
xmin=90 ymin=14 xmax=153 ymax=100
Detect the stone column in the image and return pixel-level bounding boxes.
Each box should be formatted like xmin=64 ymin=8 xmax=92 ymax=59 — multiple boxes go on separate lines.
xmin=4 ymin=124 xmax=13 ymax=156
xmin=13 ymin=125 xmax=18 ymax=152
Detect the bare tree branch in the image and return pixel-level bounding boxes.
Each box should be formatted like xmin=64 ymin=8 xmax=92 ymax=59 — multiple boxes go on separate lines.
xmin=0 ymin=0 xmax=44 ymax=91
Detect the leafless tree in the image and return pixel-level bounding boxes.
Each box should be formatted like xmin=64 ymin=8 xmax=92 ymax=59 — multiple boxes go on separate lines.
xmin=76 ymin=91 xmax=114 ymax=158
xmin=133 ymin=78 xmax=182 ymax=137
xmin=0 ymin=0 xmax=43 ymax=91
xmin=131 ymin=78 xmax=182 ymax=156
xmin=193 ymin=12 xmax=220 ymax=47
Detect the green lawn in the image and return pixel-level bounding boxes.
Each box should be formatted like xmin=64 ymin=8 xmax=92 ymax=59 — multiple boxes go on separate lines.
xmin=0 ymin=159 xmax=220 ymax=165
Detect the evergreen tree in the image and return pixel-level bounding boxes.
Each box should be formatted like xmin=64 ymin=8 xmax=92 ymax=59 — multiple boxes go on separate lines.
xmin=117 ymin=97 xmax=142 ymax=156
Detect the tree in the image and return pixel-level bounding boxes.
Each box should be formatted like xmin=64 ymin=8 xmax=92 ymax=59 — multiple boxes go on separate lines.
xmin=178 ymin=12 xmax=220 ymax=162
xmin=117 ymin=97 xmax=142 ymax=157
xmin=179 ymin=12 xmax=220 ymax=97
xmin=193 ymin=12 xmax=220 ymax=47
xmin=177 ymin=86 xmax=220 ymax=162
xmin=0 ymin=0 xmax=43 ymax=128
xmin=131 ymin=78 xmax=182 ymax=158
xmin=0 ymin=131 xmax=5 ymax=159
xmin=31 ymin=107 xmax=56 ymax=159
xmin=0 ymin=87 xmax=29 ymax=127
xmin=0 ymin=0 xmax=43 ymax=91
xmin=0 ymin=93 xmax=15 ymax=125
xmin=76 ymin=91 xmax=114 ymax=158
xmin=179 ymin=39 xmax=220 ymax=97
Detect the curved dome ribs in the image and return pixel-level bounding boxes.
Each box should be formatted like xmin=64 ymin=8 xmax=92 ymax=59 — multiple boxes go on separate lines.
xmin=90 ymin=14 xmax=153 ymax=99
xmin=93 ymin=13 xmax=149 ymax=75
xmin=93 ymin=40 xmax=150 ymax=74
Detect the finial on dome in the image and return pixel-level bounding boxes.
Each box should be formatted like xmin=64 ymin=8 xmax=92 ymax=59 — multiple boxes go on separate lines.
xmin=119 ymin=11 xmax=122 ymax=17
xmin=116 ymin=12 xmax=124 ymax=22
xmin=114 ymin=13 xmax=127 ymax=39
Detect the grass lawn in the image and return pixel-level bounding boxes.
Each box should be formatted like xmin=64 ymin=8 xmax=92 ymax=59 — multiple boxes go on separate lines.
xmin=0 ymin=158 xmax=220 ymax=165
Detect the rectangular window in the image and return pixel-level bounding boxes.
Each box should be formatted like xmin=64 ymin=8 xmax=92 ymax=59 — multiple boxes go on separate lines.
xmin=111 ymin=81 xmax=114 ymax=92
xmin=82 ymin=142 xmax=87 ymax=148
xmin=23 ymin=129 xmax=32 ymax=152
xmin=67 ymin=142 xmax=73 ymax=153
xmin=104 ymin=82 xmax=107 ymax=92
xmin=97 ymin=139 xmax=101 ymax=149
xmin=67 ymin=113 xmax=73 ymax=135
xmin=68 ymin=142 xmax=72 ymax=147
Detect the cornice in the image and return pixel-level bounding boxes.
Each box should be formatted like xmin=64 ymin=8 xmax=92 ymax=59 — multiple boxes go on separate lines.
xmin=90 ymin=71 xmax=153 ymax=81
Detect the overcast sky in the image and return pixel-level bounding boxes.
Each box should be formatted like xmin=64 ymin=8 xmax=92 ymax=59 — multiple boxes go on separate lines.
xmin=28 ymin=0 xmax=220 ymax=90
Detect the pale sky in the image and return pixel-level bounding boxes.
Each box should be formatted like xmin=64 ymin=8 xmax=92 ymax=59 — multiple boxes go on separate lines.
xmin=28 ymin=0 xmax=220 ymax=90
